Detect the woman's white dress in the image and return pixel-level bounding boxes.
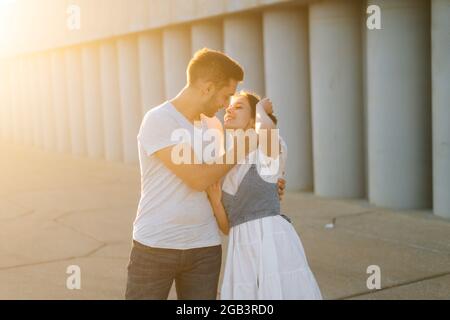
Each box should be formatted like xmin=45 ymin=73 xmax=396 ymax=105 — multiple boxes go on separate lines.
xmin=220 ymin=139 xmax=322 ymax=300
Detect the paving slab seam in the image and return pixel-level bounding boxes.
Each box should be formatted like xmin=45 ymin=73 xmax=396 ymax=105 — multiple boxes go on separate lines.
xmin=0 ymin=195 xmax=38 ymax=218
xmin=332 ymin=210 xmax=376 ymax=225
xmin=53 ymin=205 xmax=137 ymax=219
xmin=0 ymin=209 xmax=35 ymax=222
xmin=2 ymin=180 xmax=137 ymax=197
xmin=0 ymin=243 xmax=108 ymax=271
xmin=52 ymin=218 xmax=107 ymax=246
xmin=337 ymin=227 xmax=450 ymax=257
xmin=339 ymin=270 xmax=450 ymax=300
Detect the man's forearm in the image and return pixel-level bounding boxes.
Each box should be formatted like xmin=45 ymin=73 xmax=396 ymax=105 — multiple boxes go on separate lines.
xmin=189 ymin=138 xmax=251 ymax=191
xmin=156 ymin=133 xmax=258 ymax=191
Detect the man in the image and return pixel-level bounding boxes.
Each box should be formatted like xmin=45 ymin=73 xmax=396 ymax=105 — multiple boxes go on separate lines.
xmin=126 ymin=48 xmax=285 ymax=300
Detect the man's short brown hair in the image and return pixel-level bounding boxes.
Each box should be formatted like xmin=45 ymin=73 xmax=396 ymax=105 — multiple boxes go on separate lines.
xmin=187 ymin=48 xmax=244 ymax=87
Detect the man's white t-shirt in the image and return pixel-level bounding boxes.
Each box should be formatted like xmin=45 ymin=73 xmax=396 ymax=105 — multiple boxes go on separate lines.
xmin=133 ymin=101 xmax=221 ymax=250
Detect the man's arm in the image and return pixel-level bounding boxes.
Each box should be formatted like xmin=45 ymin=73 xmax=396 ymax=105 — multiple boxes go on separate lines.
xmin=155 ymin=146 xmax=233 ymax=191
xmin=155 ymin=136 xmax=255 ymax=192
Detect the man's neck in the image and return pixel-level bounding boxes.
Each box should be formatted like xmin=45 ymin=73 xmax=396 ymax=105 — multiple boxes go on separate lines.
xmin=170 ymin=86 xmax=202 ymax=124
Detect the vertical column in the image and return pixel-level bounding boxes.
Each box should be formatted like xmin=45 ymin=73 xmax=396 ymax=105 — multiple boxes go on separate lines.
xmin=100 ymin=41 xmax=123 ymax=162
xmin=37 ymin=53 xmax=57 ymax=151
xmin=10 ymin=60 xmax=21 ymax=144
xmin=367 ymin=0 xmax=431 ymax=209
xmin=0 ymin=61 xmax=3 ymax=140
xmin=0 ymin=61 xmax=12 ymax=142
xmin=191 ymin=20 xmax=223 ymax=53
xmin=138 ymin=31 xmax=165 ymax=114
xmin=224 ymin=14 xmax=265 ymax=95
xmin=432 ymin=0 xmax=450 ymax=218
xmin=65 ymin=48 xmax=87 ymax=156
xmin=263 ymin=9 xmax=313 ymax=191
xmin=117 ymin=36 xmax=142 ymax=164
xmin=25 ymin=57 xmax=39 ymax=148
xmin=82 ymin=44 xmax=105 ymax=159
xmin=16 ymin=58 xmax=26 ymax=145
xmin=30 ymin=57 xmax=44 ymax=148
xmin=163 ymin=26 xmax=191 ymax=98
xmin=51 ymin=50 xmax=71 ymax=153
xmin=19 ymin=58 xmax=33 ymax=146
xmin=362 ymin=2 xmax=370 ymax=200
xmin=309 ymin=0 xmax=365 ymax=197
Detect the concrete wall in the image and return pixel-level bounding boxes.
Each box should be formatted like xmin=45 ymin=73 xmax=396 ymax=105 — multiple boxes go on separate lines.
xmin=0 ymin=0 xmax=301 ymax=58
xmin=0 ymin=0 xmax=448 ymax=218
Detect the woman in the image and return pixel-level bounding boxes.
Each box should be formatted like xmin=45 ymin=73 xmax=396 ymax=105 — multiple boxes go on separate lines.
xmin=206 ymin=91 xmax=322 ymax=300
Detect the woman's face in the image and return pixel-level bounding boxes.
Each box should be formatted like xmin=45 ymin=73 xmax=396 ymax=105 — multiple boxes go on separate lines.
xmin=224 ymin=95 xmax=254 ymax=130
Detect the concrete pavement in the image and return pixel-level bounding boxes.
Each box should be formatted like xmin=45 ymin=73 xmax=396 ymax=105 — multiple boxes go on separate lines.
xmin=0 ymin=142 xmax=449 ymax=299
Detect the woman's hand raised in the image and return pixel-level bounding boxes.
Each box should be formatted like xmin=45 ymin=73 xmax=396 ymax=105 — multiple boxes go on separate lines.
xmin=257 ymin=98 xmax=273 ymax=115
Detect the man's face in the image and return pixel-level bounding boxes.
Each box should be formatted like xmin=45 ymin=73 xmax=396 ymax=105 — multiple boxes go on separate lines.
xmin=203 ymin=79 xmax=238 ymax=118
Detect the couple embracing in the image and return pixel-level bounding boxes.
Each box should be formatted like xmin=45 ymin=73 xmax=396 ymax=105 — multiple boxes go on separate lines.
xmin=125 ymin=48 xmax=322 ymax=300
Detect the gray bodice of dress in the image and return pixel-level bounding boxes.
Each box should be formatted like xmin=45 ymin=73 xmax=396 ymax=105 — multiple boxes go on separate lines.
xmin=221 ymin=164 xmax=281 ymax=228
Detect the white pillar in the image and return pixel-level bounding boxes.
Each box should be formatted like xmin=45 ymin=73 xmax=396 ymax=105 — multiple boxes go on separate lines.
xmin=163 ymin=26 xmax=191 ymax=98
xmin=10 ymin=61 xmax=21 ymax=144
xmin=309 ymin=0 xmax=365 ymax=198
xmin=9 ymin=59 xmax=18 ymax=143
xmin=0 ymin=61 xmax=12 ymax=142
xmin=191 ymin=20 xmax=223 ymax=53
xmin=51 ymin=50 xmax=71 ymax=153
xmin=432 ymin=0 xmax=450 ymax=218
xmin=117 ymin=36 xmax=142 ymax=164
xmin=37 ymin=54 xmax=57 ymax=151
xmin=100 ymin=41 xmax=123 ymax=162
xmin=138 ymin=32 xmax=165 ymax=114
xmin=19 ymin=58 xmax=33 ymax=146
xmin=367 ymin=0 xmax=431 ymax=209
xmin=224 ymin=14 xmax=265 ymax=95
xmin=263 ymin=9 xmax=312 ymax=191
xmin=65 ymin=48 xmax=87 ymax=156
xmin=0 ymin=61 xmax=4 ymax=140
xmin=30 ymin=57 xmax=44 ymax=148
xmin=26 ymin=56 xmax=38 ymax=147
xmin=15 ymin=59 xmax=25 ymax=145
xmin=82 ymin=45 xmax=105 ymax=159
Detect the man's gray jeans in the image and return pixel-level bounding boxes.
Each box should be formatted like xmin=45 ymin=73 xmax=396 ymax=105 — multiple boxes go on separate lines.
xmin=125 ymin=240 xmax=222 ymax=300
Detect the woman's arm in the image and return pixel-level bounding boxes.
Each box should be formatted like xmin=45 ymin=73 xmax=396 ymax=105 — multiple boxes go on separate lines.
xmin=255 ymin=98 xmax=277 ymax=158
xmin=206 ymin=182 xmax=230 ymax=235
xmin=210 ymin=200 xmax=230 ymax=236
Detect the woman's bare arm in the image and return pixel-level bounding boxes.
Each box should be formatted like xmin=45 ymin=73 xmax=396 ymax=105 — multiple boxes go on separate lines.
xmin=206 ymin=182 xmax=230 ymax=235
xmin=255 ymin=98 xmax=278 ymax=158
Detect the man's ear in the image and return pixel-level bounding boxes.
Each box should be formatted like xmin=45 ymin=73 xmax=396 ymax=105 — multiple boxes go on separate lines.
xmin=205 ymin=81 xmax=215 ymax=96
xmin=195 ymin=79 xmax=209 ymax=96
